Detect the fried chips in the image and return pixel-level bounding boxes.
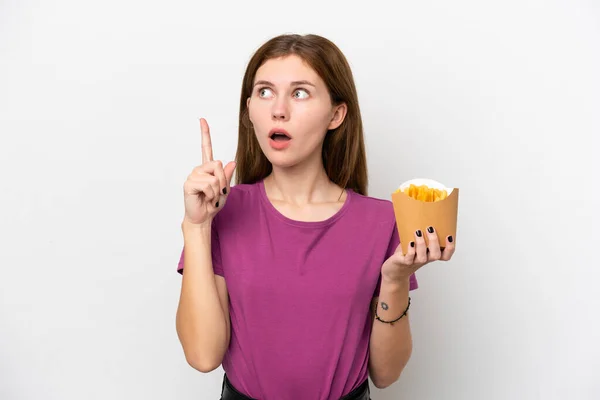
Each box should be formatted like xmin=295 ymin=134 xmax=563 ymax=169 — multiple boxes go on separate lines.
xmin=395 ymin=184 xmax=449 ymax=202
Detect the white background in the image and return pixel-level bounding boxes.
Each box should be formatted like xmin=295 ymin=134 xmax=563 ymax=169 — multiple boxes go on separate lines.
xmin=1 ymin=1 xmax=599 ymax=399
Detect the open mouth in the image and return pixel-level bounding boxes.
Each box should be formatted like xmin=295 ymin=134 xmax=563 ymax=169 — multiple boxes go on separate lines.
xmin=269 ymin=130 xmax=292 ymax=142
xmin=270 ymin=133 xmax=291 ymax=142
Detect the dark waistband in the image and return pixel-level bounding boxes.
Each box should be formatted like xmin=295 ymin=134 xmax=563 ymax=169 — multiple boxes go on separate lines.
xmin=220 ymin=374 xmax=370 ymax=400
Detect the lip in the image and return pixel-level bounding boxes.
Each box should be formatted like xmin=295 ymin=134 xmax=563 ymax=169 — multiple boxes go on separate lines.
xmin=268 ymin=128 xmax=292 ymax=150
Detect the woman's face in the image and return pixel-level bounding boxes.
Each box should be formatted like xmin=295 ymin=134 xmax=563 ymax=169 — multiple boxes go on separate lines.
xmin=247 ymin=55 xmax=346 ymax=169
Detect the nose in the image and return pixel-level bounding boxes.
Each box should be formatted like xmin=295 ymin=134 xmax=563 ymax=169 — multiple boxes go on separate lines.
xmin=271 ymin=98 xmax=289 ymax=121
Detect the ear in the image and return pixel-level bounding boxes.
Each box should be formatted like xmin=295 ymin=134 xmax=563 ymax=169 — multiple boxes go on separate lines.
xmin=246 ymin=97 xmax=252 ymax=125
xmin=246 ymin=97 xmax=253 ymax=123
xmin=327 ymin=103 xmax=347 ymax=130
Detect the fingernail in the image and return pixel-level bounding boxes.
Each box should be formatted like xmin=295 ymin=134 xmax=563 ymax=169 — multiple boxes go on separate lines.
xmin=448 ymin=236 xmax=453 ymax=243
xmin=410 ymin=241 xmax=415 ymax=248
xmin=416 ymin=230 xmax=422 ymax=237
xmin=427 ymin=226 xmax=434 ymax=233
xmin=223 ymin=188 xmax=227 ymax=195
xmin=215 ymin=201 xmax=219 ymax=208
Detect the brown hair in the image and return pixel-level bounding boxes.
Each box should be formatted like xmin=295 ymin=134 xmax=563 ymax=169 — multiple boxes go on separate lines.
xmin=234 ymin=33 xmax=368 ymax=196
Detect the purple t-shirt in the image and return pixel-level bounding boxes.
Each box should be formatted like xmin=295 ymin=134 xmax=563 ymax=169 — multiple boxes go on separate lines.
xmin=177 ymin=180 xmax=417 ymax=400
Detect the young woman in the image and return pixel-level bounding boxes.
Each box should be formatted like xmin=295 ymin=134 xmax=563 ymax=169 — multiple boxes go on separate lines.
xmin=175 ymin=33 xmax=455 ymax=400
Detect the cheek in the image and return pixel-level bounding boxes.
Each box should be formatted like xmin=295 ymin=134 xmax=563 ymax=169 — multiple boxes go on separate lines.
xmin=300 ymin=108 xmax=333 ymax=138
xmin=248 ymin=101 xmax=261 ymax=124
xmin=300 ymin=101 xmax=333 ymax=125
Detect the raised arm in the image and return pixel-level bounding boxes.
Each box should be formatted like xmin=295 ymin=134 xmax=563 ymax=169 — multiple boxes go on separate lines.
xmin=175 ymin=118 xmax=236 ymax=372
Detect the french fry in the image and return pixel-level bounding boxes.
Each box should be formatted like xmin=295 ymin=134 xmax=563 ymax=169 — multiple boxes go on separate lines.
xmin=394 ymin=184 xmax=448 ymax=202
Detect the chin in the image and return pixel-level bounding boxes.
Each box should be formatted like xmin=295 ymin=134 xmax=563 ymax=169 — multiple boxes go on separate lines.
xmin=255 ymin=140 xmax=295 ymax=168
xmin=264 ymin=152 xmax=300 ymax=169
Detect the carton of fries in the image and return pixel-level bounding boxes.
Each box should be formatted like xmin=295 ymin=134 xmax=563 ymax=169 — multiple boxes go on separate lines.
xmin=391 ymin=178 xmax=459 ymax=254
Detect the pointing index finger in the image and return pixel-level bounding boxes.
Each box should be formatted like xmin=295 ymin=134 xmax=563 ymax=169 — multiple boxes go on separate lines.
xmin=200 ymin=118 xmax=213 ymax=163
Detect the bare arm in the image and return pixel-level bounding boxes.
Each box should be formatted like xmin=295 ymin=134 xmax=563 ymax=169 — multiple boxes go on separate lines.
xmin=368 ymin=278 xmax=413 ymax=388
xmin=176 ymin=118 xmax=236 ymax=372
xmin=175 ymin=220 xmax=231 ymax=372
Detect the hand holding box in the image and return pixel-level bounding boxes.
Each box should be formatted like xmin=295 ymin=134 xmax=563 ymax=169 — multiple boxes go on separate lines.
xmin=391 ymin=178 xmax=459 ymax=255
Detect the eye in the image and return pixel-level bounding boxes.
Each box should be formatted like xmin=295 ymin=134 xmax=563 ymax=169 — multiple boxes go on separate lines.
xmin=258 ymin=87 xmax=274 ymax=98
xmin=293 ymin=88 xmax=309 ymax=99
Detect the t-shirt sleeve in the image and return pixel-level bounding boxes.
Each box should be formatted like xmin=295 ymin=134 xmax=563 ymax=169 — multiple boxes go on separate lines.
xmin=176 ymin=221 xmax=224 ymax=276
xmin=373 ymin=222 xmax=419 ymax=297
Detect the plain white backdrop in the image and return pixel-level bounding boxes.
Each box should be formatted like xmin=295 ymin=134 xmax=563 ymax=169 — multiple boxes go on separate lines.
xmin=1 ymin=0 xmax=599 ymax=399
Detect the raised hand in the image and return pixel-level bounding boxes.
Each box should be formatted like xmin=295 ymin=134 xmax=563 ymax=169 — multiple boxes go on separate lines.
xmin=183 ymin=118 xmax=236 ymax=226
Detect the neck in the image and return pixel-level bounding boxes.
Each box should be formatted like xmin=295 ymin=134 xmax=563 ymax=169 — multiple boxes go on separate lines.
xmin=265 ymin=155 xmax=342 ymax=205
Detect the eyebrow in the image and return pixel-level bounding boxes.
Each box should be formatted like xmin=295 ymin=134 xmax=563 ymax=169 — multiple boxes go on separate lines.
xmin=253 ymin=80 xmax=316 ymax=88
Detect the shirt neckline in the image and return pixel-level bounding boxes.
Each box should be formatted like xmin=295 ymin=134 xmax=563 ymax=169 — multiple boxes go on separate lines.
xmin=257 ymin=179 xmax=353 ymax=228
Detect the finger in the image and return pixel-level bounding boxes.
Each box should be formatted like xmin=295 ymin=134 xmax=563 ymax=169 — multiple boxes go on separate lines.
xmin=213 ymin=161 xmax=237 ymax=210
xmin=185 ymin=178 xmax=217 ymax=201
xmin=212 ymin=160 xmax=227 ymax=196
xmin=193 ymin=162 xmax=223 ymax=207
xmin=189 ymin=173 xmax=220 ymax=204
xmin=223 ymin=161 xmax=237 ymax=191
xmin=218 ymin=161 xmax=237 ymax=208
xmin=390 ymin=243 xmax=406 ymax=264
xmin=205 ymin=174 xmax=221 ymax=207
xmin=200 ymin=118 xmax=214 ymax=164
xmin=210 ymin=160 xmax=228 ymax=209
xmin=193 ymin=161 xmax=221 ymax=176
xmin=403 ymin=240 xmax=416 ymax=265
xmin=441 ymin=235 xmax=456 ymax=261
xmin=393 ymin=242 xmax=411 ymax=265
xmin=426 ymin=226 xmax=442 ymax=260
xmin=414 ymin=229 xmax=428 ymax=264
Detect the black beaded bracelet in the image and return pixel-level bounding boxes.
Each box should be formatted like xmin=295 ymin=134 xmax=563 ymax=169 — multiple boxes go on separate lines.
xmin=375 ymin=297 xmax=411 ymax=326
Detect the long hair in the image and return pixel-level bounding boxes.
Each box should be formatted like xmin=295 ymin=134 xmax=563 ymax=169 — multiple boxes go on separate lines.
xmin=234 ymin=33 xmax=368 ymax=196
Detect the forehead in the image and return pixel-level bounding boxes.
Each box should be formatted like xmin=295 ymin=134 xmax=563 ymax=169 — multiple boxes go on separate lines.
xmin=254 ymin=55 xmax=323 ymax=86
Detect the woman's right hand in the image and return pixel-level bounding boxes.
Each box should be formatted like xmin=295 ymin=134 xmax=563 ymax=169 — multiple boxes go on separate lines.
xmin=183 ymin=118 xmax=236 ymax=227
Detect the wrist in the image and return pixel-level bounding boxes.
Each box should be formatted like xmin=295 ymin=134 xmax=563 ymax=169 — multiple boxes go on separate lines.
xmin=380 ymin=274 xmax=411 ymax=293
xmin=182 ymin=218 xmax=212 ymax=236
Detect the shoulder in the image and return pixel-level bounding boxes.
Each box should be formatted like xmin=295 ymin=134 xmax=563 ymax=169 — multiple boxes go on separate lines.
xmin=213 ymin=182 xmax=262 ymax=225
xmin=347 ymin=191 xmax=396 ymax=226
